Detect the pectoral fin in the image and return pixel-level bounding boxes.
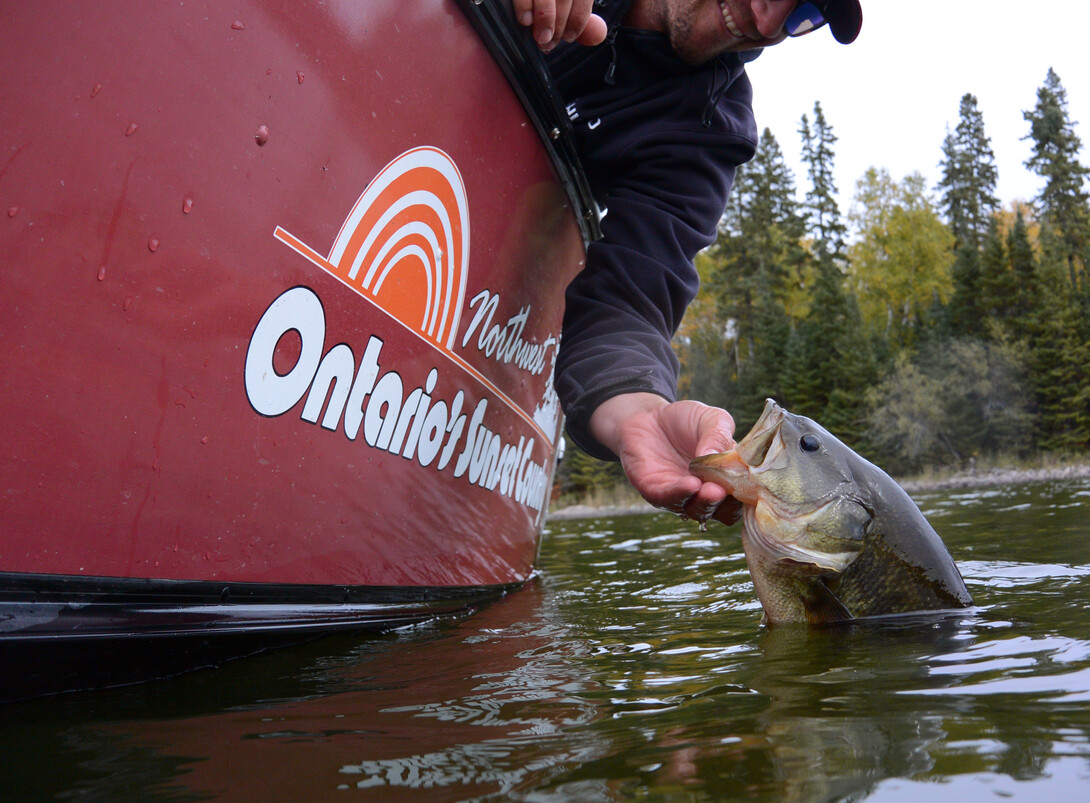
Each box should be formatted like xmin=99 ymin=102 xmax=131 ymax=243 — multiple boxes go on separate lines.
xmin=801 ymin=575 xmax=853 ymax=625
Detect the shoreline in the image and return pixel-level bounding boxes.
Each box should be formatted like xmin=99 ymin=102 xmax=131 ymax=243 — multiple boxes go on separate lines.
xmin=546 ymin=463 xmax=1090 ymax=521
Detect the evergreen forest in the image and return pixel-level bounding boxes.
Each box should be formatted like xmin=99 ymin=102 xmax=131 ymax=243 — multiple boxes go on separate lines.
xmin=558 ymin=68 xmax=1090 ymax=498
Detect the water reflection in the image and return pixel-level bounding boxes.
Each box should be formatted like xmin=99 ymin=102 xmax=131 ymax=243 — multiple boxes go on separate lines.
xmin=3 ymin=479 xmax=1090 ymax=801
xmin=63 ymin=582 xmax=612 ymax=801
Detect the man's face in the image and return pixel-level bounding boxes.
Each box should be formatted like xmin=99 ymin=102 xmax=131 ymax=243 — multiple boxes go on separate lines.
xmin=657 ymin=0 xmax=800 ymax=63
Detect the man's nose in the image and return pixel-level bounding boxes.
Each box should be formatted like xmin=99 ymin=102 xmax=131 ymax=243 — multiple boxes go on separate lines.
xmin=751 ymin=0 xmax=799 ymax=39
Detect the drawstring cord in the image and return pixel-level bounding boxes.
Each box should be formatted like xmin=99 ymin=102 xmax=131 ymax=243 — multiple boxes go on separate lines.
xmin=702 ymin=59 xmax=727 ymax=127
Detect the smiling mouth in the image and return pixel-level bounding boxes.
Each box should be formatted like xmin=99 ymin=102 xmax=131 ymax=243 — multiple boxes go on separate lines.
xmin=718 ymin=1 xmax=744 ymax=38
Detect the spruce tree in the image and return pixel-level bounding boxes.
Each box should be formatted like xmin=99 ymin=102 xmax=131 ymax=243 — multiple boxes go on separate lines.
xmin=1023 ymin=68 xmax=1090 ymax=293
xmin=938 ymin=93 xmax=1000 ymax=251
xmin=675 ymin=252 xmax=733 ymax=408
xmin=1006 ymin=209 xmax=1038 ymax=338
xmin=736 ymin=263 xmax=791 ymax=428
xmin=800 ymin=102 xmax=847 ymax=257
xmin=945 ymin=242 xmax=984 ymax=339
xmin=784 ymin=103 xmax=874 ymax=440
xmin=1024 ymin=236 xmax=1090 ymax=450
xmin=783 ymin=258 xmax=875 ymax=441
xmin=710 ymin=128 xmax=806 ymax=424
xmin=977 ymin=215 xmax=1016 ymax=334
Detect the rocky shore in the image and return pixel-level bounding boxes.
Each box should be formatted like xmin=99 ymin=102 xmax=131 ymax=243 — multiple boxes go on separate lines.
xmin=547 ymin=463 xmax=1090 ymax=521
xmin=897 ymin=463 xmax=1090 ymax=493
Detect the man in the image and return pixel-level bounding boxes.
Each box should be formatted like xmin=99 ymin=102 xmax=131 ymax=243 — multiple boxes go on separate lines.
xmin=515 ymin=1 xmax=862 ymax=524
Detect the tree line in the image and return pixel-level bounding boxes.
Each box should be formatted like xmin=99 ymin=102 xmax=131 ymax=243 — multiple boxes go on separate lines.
xmin=559 ymin=68 xmax=1090 ymax=495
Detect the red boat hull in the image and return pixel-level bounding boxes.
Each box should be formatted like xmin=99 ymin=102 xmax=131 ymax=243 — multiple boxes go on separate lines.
xmin=1 ymin=0 xmax=589 ymax=663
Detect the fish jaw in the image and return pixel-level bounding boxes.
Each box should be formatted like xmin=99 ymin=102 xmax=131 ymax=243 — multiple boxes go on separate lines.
xmin=688 ymin=400 xmax=787 ymax=503
xmin=689 ymin=450 xmax=761 ymax=504
xmin=735 ymin=399 xmax=784 ymax=469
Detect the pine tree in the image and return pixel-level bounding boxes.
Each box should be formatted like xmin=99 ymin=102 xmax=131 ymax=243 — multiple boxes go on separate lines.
xmin=977 ymin=215 xmax=1016 ymax=334
xmin=938 ymin=93 xmax=1000 ymax=251
xmin=735 ymin=263 xmax=791 ymax=428
xmin=675 ymin=252 xmax=732 ymax=408
xmin=1006 ymin=208 xmax=1038 ymax=338
xmin=945 ymin=242 xmax=984 ymax=339
xmin=799 ymin=102 xmax=847 ymax=257
xmin=555 ymin=436 xmax=627 ymax=498
xmin=1023 ymin=68 xmax=1090 ymax=294
xmin=1024 ymin=237 xmax=1090 ymax=450
xmin=783 ymin=104 xmax=874 ymax=441
xmin=783 ymin=258 xmax=875 ymax=441
xmin=710 ymin=128 xmax=807 ymax=423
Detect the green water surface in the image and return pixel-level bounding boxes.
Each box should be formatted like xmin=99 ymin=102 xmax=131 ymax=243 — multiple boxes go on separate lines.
xmin=2 ymin=479 xmax=1089 ymax=801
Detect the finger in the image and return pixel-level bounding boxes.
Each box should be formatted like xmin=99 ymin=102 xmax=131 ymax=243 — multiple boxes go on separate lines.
xmin=683 ymin=481 xmax=725 ymax=521
xmin=551 ymin=0 xmax=573 ymax=45
xmin=532 ymin=0 xmax=557 ymax=45
xmin=560 ymin=0 xmax=589 ymax=42
xmin=655 ymin=477 xmax=702 ymax=515
xmin=694 ymin=406 xmax=736 ymax=457
xmin=577 ymin=14 xmax=608 ymax=45
xmin=712 ymin=497 xmax=743 ymax=526
xmin=512 ymin=0 xmax=534 ymax=27
xmin=678 ymin=482 xmax=747 ymax=529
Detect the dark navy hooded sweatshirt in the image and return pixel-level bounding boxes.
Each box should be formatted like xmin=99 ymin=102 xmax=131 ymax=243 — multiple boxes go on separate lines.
xmin=545 ymin=0 xmax=759 ymax=460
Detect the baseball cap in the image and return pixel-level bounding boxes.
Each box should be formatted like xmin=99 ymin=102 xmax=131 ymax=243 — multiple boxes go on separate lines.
xmin=787 ymin=1 xmax=863 ymax=45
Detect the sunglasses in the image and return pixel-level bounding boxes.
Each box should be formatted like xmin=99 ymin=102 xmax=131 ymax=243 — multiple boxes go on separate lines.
xmin=785 ymin=1 xmax=831 ymax=37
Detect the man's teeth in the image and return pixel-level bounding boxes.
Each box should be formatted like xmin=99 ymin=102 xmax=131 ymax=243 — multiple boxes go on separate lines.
xmin=720 ymin=2 xmax=743 ymax=37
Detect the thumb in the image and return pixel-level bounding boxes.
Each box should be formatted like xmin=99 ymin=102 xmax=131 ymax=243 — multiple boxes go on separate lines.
xmin=694 ymin=406 xmax=736 ymax=457
xmin=577 ymin=14 xmax=608 ymax=46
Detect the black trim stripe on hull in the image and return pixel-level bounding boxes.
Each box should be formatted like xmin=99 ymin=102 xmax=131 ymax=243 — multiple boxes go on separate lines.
xmin=0 ymin=571 xmax=521 ymax=642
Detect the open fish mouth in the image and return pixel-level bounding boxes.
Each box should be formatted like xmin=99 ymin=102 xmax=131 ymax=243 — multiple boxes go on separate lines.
xmin=689 ymin=400 xmax=789 ymax=504
xmin=736 ymin=399 xmax=784 ymax=469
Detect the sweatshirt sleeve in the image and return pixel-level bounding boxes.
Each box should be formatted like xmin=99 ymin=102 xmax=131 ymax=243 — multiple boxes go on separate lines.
xmin=556 ymin=122 xmax=756 ymax=460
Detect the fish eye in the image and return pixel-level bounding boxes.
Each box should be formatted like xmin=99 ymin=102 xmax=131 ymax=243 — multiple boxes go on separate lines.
xmin=799 ymin=433 xmax=822 ymax=453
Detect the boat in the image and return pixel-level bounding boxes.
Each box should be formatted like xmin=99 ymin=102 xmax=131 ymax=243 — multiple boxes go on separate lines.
xmin=0 ymin=0 xmax=599 ymax=696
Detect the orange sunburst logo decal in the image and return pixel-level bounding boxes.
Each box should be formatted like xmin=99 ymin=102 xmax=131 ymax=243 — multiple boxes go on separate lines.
xmin=272 ymin=148 xmax=549 ymax=442
xmin=275 ymin=147 xmax=469 ymax=351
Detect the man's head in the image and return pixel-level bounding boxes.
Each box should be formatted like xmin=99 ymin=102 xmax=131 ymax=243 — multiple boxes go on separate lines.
xmin=631 ymin=1 xmax=862 ymax=64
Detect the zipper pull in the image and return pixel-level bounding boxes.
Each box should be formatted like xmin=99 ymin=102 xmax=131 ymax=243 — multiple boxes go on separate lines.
xmin=603 ymin=26 xmax=619 ymax=85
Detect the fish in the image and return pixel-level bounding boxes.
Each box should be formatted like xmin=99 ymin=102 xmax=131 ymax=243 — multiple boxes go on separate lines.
xmin=689 ymin=399 xmax=972 ymax=625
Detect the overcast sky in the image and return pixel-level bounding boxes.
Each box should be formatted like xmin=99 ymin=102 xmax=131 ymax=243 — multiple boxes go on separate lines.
xmin=744 ymin=1 xmax=1090 ymax=219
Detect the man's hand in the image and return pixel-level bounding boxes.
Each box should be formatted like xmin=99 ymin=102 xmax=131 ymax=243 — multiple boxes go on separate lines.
xmin=513 ymin=0 xmax=608 ymax=51
xmin=589 ymin=393 xmax=743 ymax=526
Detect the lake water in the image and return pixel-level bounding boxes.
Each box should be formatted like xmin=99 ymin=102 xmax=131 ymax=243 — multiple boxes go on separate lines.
xmin=3 ymin=479 xmax=1090 ymax=801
